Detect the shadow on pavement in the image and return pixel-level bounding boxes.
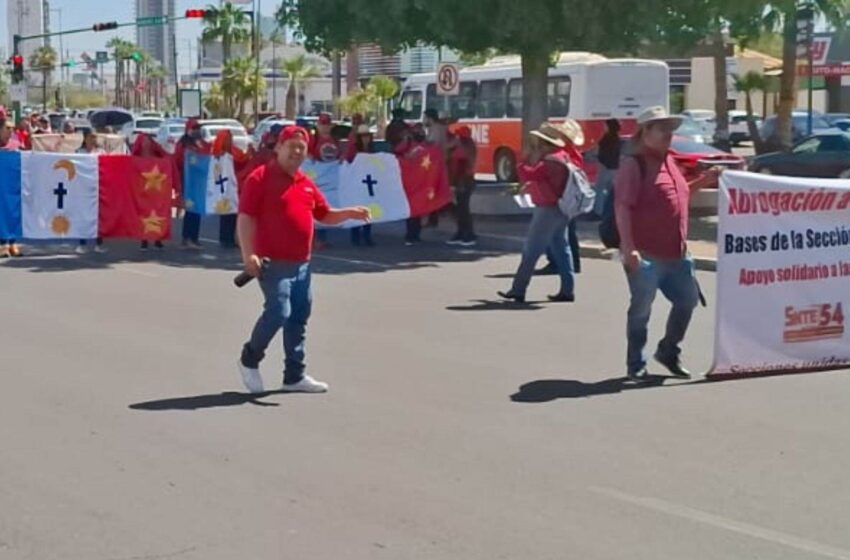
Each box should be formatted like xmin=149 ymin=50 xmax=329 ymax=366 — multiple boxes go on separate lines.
xmin=510 ymin=376 xmax=670 ymax=402
xmin=129 ymin=390 xmax=288 ymax=411
xmin=447 ymin=299 xmax=546 ymax=312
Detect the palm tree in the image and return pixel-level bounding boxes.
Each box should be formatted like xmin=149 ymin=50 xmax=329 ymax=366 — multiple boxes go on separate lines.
xmin=202 ymin=2 xmax=252 ymax=62
xmin=222 ymin=57 xmax=266 ymax=121
xmin=30 ymin=46 xmax=57 ymax=111
xmin=146 ymin=63 xmax=168 ymax=110
xmin=107 ymin=38 xmax=136 ymax=107
xmin=338 ymin=88 xmax=375 ymax=118
xmin=280 ymin=54 xmax=321 ymax=118
xmin=366 ymin=75 xmax=399 ymax=135
xmin=763 ymin=1 xmax=848 ymax=150
xmin=205 ymin=83 xmax=227 ymax=118
xmin=734 ymin=71 xmax=768 ymax=154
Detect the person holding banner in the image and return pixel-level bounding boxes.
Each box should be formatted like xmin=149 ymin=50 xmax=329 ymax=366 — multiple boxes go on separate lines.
xmin=75 ymin=132 xmax=106 ymax=254
xmin=132 ymin=135 xmax=172 ymax=251
xmin=0 ymin=118 xmax=24 ymax=258
xmin=175 ymin=119 xmax=211 ymax=249
xmin=212 ymin=129 xmax=250 ymax=249
xmin=236 ymin=126 xmax=371 ymax=394
xmin=309 ymin=113 xmax=342 ymax=249
xmin=615 ymin=106 xmax=721 ymax=382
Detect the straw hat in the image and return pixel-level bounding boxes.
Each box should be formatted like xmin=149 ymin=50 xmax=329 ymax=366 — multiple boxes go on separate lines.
xmin=552 ymin=119 xmax=585 ymax=147
xmin=637 ymin=106 xmax=682 ymax=129
xmin=529 ymin=122 xmax=566 ymax=148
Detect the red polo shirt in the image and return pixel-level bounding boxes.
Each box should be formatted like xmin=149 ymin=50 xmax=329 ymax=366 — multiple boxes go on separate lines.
xmin=615 ymin=152 xmax=690 ymax=260
xmin=517 ymin=149 xmax=570 ymax=207
xmin=239 ymin=159 xmax=330 ymax=263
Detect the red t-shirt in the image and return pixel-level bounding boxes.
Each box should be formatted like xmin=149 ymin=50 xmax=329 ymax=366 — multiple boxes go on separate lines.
xmin=614 ymin=153 xmax=690 ymax=260
xmin=517 ymin=150 xmax=570 ymax=207
xmin=309 ymin=135 xmax=341 ymax=162
xmin=239 ymin=160 xmax=330 ymax=263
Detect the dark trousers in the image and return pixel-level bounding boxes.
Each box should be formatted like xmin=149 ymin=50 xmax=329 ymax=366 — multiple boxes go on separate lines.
xmin=182 ymin=212 xmax=201 ymax=243
xmin=219 ymin=214 xmax=237 ymax=246
xmin=405 ymin=218 xmax=422 ymax=242
xmin=351 ymin=224 xmax=373 ymax=245
xmin=546 ymin=220 xmax=581 ymax=273
xmin=454 ymin=185 xmax=476 ymax=240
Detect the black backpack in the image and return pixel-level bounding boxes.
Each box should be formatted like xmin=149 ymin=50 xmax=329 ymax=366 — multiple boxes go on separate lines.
xmin=598 ymin=155 xmax=645 ymax=249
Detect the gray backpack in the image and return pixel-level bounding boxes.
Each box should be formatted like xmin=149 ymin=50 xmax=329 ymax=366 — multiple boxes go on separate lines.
xmin=546 ymin=156 xmax=596 ymax=220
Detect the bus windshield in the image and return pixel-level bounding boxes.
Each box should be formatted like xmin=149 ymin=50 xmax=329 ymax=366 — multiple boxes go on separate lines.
xmin=398 ymin=90 xmax=423 ymax=119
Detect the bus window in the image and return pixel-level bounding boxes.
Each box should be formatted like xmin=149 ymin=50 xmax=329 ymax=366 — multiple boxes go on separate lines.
xmin=426 ymin=83 xmax=445 ymax=115
xmin=399 ymin=90 xmax=423 ymax=119
xmin=547 ymin=77 xmax=571 ymax=117
xmin=507 ymin=79 xmax=523 ymax=118
xmin=450 ymin=82 xmax=478 ymax=119
xmin=477 ymin=80 xmax=506 ymax=118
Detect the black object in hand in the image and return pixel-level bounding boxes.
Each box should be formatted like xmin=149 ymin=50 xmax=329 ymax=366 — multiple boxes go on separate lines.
xmin=234 ymin=258 xmax=269 ymax=288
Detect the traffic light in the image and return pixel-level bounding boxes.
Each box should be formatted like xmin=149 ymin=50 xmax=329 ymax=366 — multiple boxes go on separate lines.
xmin=92 ymin=21 xmax=119 ymax=32
xmin=61 ymin=60 xmax=77 ymax=68
xmin=185 ymin=9 xmax=209 ymax=18
xmin=11 ymin=54 xmax=24 ymax=83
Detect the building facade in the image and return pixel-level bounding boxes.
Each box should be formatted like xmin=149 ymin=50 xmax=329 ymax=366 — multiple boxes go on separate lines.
xmin=7 ymin=0 xmax=44 ymax=62
xmin=134 ymin=0 xmax=176 ymax=83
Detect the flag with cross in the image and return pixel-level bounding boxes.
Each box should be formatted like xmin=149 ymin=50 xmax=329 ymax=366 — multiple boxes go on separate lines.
xmin=337 ymin=153 xmax=411 ymax=226
xmin=183 ymin=154 xmax=239 ymax=215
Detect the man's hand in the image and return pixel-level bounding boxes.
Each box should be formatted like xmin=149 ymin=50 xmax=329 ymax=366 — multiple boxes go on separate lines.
xmin=244 ymin=254 xmax=264 ymax=278
xmin=703 ymin=166 xmax=723 ymax=186
xmin=347 ymin=206 xmax=372 ymax=222
xmin=623 ymin=250 xmax=642 ymax=275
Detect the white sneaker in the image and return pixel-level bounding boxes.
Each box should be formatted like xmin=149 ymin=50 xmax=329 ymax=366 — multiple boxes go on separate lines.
xmin=94 ymin=245 xmax=107 ymax=254
xmin=282 ymin=375 xmax=329 ymax=393
xmin=238 ymin=361 xmax=265 ymax=394
xmin=75 ymin=245 xmax=88 ymax=254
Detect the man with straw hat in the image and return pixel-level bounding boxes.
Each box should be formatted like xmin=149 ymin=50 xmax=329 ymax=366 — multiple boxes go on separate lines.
xmin=498 ymin=122 xmax=577 ymax=303
xmin=615 ymin=106 xmax=721 ymax=383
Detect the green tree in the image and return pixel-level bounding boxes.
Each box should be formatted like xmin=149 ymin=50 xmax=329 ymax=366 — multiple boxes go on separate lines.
xmin=222 ymin=56 xmax=266 ymax=121
xmin=367 ymin=75 xmax=399 ymax=133
xmin=338 ymin=87 xmax=374 ymax=117
xmin=279 ymin=0 xmax=668 ymax=145
xmin=0 ymin=65 xmax=9 ymax=105
xmin=762 ymin=1 xmax=849 ymax=150
xmin=279 ymin=54 xmax=321 ymax=118
xmin=205 ymin=83 xmax=228 ymax=118
xmin=30 ymin=46 xmax=58 ymax=111
xmin=107 ymin=38 xmax=136 ymax=107
xmin=734 ymin=71 xmax=768 ymax=153
xmin=203 ymin=2 xmax=252 ymax=62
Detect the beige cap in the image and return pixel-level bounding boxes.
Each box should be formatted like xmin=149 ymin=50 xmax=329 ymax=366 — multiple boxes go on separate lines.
xmin=637 ymin=106 xmax=682 ymax=129
xmin=529 ymin=122 xmax=566 ymax=148
xmin=552 ymin=119 xmax=585 ymax=147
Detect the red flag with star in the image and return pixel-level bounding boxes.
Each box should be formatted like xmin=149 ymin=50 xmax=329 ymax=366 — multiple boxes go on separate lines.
xmin=399 ymin=144 xmax=452 ymax=218
xmin=98 ymin=155 xmax=174 ymax=240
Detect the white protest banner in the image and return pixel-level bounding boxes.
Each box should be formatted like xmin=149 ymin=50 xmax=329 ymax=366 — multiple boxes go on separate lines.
xmin=337 ymin=153 xmax=410 ymax=226
xmin=713 ymin=171 xmax=850 ymax=377
xmin=32 ymin=134 xmax=128 ymax=154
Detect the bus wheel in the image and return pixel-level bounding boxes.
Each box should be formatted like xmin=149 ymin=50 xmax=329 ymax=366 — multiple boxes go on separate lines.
xmin=495 ymin=149 xmax=517 ymax=183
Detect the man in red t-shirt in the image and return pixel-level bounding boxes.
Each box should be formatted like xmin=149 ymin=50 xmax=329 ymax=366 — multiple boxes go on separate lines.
xmin=236 ymin=126 xmax=370 ymax=394
xmin=308 ymin=112 xmax=341 ymax=162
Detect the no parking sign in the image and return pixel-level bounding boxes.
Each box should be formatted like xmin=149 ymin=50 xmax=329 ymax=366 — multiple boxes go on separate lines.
xmin=437 ymin=63 xmax=460 ymax=96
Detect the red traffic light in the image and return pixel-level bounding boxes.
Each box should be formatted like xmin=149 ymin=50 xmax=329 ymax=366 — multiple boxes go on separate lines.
xmin=12 ymin=55 xmax=23 ymax=66
xmin=93 ymin=21 xmax=119 ymax=32
xmin=185 ymin=9 xmax=208 ymax=18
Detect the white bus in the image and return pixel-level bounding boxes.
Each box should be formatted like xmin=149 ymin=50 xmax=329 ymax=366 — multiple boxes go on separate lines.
xmin=399 ymin=52 xmax=669 ymax=181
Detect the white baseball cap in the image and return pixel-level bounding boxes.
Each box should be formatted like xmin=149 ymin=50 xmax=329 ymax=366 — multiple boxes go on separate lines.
xmin=637 ymin=106 xmax=682 ymax=129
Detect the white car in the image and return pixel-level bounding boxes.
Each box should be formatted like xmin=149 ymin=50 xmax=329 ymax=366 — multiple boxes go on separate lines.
xmin=155 ymin=120 xmax=187 ymax=154
xmin=251 ymin=118 xmax=295 ymax=150
xmin=198 ymin=120 xmax=250 ymax=153
xmin=682 ymin=109 xmax=716 ymax=137
xmin=728 ymin=110 xmax=762 ymax=145
xmin=129 ymin=117 xmax=165 ymax=146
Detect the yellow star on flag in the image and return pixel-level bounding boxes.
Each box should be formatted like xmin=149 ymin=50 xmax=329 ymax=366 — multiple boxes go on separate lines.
xmin=141 ymin=165 xmax=168 ymax=192
xmin=215 ymin=198 xmax=233 ymax=215
xmin=141 ymin=210 xmax=166 ymax=235
xmin=367 ymin=203 xmax=385 ymax=220
xmin=420 ymin=154 xmax=432 ymax=171
xmin=51 ymin=215 xmax=71 ymax=236
xmin=305 ymin=169 xmax=318 ymax=181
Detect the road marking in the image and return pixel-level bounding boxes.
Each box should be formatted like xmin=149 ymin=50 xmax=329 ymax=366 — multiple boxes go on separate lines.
xmin=115 ymin=266 xmax=158 ymax=278
xmin=589 ymin=486 xmax=850 ymax=560
xmin=199 ymin=237 xmax=392 ymax=269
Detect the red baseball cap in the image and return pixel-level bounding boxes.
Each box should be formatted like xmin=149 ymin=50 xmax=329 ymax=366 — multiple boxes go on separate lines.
xmin=186 ymin=118 xmax=201 ymax=130
xmin=318 ymin=112 xmax=332 ymax=125
xmin=455 ymin=125 xmax=472 ymax=139
xmin=278 ymin=126 xmax=309 ymax=145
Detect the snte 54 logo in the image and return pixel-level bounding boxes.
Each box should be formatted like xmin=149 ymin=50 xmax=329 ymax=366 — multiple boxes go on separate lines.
xmin=784 ymin=303 xmax=845 ymax=343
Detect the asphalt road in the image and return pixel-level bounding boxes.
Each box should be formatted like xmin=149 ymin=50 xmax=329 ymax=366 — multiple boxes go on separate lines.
xmin=2 ymin=235 xmax=850 ymax=560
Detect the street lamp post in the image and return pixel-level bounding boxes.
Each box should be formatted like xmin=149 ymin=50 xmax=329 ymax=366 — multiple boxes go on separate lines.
xmin=50 ymin=8 xmax=65 ymax=108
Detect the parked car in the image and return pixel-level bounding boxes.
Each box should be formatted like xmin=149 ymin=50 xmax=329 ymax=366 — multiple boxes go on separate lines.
xmin=728 ymin=110 xmax=762 ymax=145
xmin=155 ymin=119 xmax=187 ymax=154
xmin=47 ymin=112 xmax=67 ymax=133
xmin=824 ymin=112 xmax=850 ymax=126
xmin=682 ymin=109 xmax=716 ymax=137
xmin=830 ymin=119 xmax=850 ymax=132
xmin=138 ymin=111 xmax=164 ymax=119
xmin=129 ymin=117 xmax=164 ymax=145
xmin=675 ymin=116 xmax=707 ymax=144
xmin=65 ymin=118 xmax=93 ymax=139
xmin=669 ymin=137 xmax=745 ymax=182
xmin=749 ymin=131 xmax=850 ymax=178
xmin=760 ymin=112 xmax=834 ymax=152
xmin=198 ymin=120 xmax=250 ymax=152
xmin=89 ymin=107 xmax=135 ymax=134
xmin=251 ymin=118 xmax=295 ymax=151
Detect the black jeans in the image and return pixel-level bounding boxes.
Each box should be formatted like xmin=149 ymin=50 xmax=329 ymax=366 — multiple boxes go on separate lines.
xmin=351 ymin=224 xmax=373 ymax=245
xmin=182 ymin=212 xmax=201 ymax=243
xmin=454 ymin=184 xmax=476 ymax=240
xmin=405 ymin=218 xmax=422 ymax=242
xmin=219 ymin=214 xmax=237 ymax=246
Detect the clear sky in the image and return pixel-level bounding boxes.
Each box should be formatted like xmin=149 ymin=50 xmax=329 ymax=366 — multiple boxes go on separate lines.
xmin=1 ymin=0 xmax=281 ymax=76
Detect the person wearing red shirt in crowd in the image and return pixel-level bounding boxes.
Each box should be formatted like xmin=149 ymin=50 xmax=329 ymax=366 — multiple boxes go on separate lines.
xmin=15 ymin=120 xmax=32 ymax=150
xmin=0 ymin=118 xmax=23 ymax=258
xmin=309 ymin=112 xmax=341 ymax=162
xmin=236 ymin=127 xmax=370 ymax=394
xmin=446 ymin=125 xmax=478 ymax=247
xmin=174 ymin=119 xmax=211 ymax=249
xmin=615 ymin=107 xmax=720 ymax=382
xmin=345 ymin=124 xmax=377 ymax=247
xmin=212 ymin=129 xmax=251 ymax=249
xmin=132 ymin=134 xmax=173 ymax=251
xmin=498 ymin=122 xmax=576 ymax=304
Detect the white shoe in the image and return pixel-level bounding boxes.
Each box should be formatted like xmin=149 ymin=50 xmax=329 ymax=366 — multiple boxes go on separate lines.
xmin=238 ymin=361 xmax=265 ymax=394
xmin=94 ymin=245 xmax=107 ymax=254
xmin=75 ymin=245 xmax=88 ymax=254
xmin=282 ymin=375 xmax=329 ymax=393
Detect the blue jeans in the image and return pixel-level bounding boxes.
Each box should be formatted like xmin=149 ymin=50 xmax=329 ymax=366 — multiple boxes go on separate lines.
xmin=241 ymin=262 xmax=312 ymax=384
xmin=182 ymin=212 xmax=201 ymax=243
xmin=625 ymin=256 xmax=699 ymax=374
xmin=511 ymin=206 xmax=575 ymax=297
